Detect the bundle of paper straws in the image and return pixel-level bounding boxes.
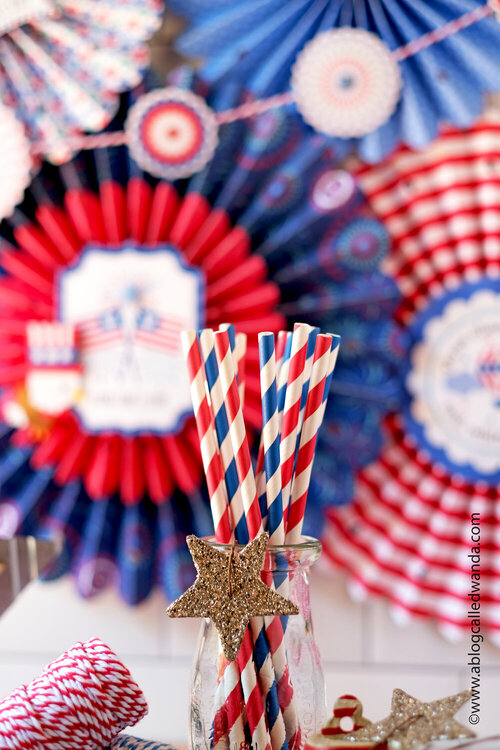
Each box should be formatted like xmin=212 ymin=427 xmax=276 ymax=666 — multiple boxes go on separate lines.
xmin=182 ymin=322 xmax=340 ymax=750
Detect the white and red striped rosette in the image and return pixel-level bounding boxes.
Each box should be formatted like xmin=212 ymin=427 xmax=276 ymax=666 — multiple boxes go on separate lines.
xmin=0 ymin=638 xmax=148 ymax=750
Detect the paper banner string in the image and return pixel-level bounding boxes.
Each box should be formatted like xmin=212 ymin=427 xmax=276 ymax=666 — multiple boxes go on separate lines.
xmin=24 ymin=2 xmax=499 ymax=165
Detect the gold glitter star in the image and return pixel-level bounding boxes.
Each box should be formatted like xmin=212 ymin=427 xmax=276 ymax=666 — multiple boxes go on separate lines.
xmin=166 ymin=532 xmax=299 ymax=661
xmin=316 ymin=689 xmax=475 ymax=750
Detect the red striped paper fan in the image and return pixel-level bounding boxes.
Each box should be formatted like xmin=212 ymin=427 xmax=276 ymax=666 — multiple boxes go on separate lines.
xmin=324 ymin=115 xmax=500 ymax=644
xmin=0 ymin=175 xmax=284 ymax=506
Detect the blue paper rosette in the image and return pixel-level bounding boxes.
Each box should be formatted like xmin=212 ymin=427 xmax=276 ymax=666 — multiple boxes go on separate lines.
xmin=324 ymin=115 xmax=500 ymax=644
xmin=169 ymin=0 xmax=500 ymax=162
xmin=0 ymin=72 xmax=406 ymax=603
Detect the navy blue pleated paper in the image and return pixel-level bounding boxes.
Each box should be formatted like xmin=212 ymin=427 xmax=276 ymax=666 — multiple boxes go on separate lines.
xmin=0 ymin=71 xmax=407 ymax=603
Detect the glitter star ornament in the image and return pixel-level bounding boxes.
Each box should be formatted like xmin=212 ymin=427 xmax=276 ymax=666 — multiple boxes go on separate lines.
xmin=166 ymin=532 xmax=299 ymax=660
xmin=306 ymin=689 xmax=474 ymax=749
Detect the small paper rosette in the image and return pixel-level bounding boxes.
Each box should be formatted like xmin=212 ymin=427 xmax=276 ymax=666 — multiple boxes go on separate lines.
xmin=0 ymin=71 xmax=405 ymax=603
xmin=0 ymin=0 xmax=163 ymax=162
xmin=126 ymin=87 xmax=219 ymax=179
xmin=291 ymin=28 xmax=402 ymax=139
xmin=325 ymin=115 xmax=500 ymax=644
xmin=171 ymin=0 xmax=500 ymax=161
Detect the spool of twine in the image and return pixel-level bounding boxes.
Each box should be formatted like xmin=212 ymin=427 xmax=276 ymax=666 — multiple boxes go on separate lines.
xmin=0 ymin=638 xmax=148 ymax=750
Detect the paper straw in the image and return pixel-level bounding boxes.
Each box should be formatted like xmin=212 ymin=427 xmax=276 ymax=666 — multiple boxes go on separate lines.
xmin=250 ymin=619 xmax=289 ymax=750
xmin=256 ymin=330 xmax=292 ymax=515
xmin=220 ymin=323 xmax=246 ymax=409
xmin=280 ymin=323 xmax=310 ymax=518
xmin=236 ymin=628 xmax=272 ymax=750
xmin=215 ymin=331 xmax=291 ymax=750
xmin=198 ymin=329 xmax=270 ymax=747
xmin=294 ymin=326 xmax=319 ymax=463
xmin=235 ymin=332 xmax=247 ymax=408
xmin=181 ymin=331 xmax=232 ymax=544
xmin=258 ymin=332 xmax=284 ymax=545
xmin=198 ymin=328 xmax=247 ymax=543
xmin=286 ymin=335 xmax=340 ymax=543
xmin=214 ymin=329 xmax=262 ymax=540
xmin=257 ymin=333 xmax=303 ymax=748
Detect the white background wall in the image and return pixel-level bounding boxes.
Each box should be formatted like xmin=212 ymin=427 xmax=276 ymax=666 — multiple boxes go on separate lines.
xmin=0 ymin=558 xmax=499 ymax=746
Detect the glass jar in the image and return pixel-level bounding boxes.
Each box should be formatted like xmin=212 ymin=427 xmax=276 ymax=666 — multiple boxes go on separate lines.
xmin=189 ymin=537 xmax=326 ymax=750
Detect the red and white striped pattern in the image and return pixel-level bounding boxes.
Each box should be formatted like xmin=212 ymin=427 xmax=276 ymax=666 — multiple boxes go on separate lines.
xmin=235 ymin=332 xmax=247 ymax=408
xmin=0 ymin=638 xmax=148 ymax=750
xmin=135 ymin=315 xmax=184 ymax=353
xmin=351 ymin=116 xmax=500 ymax=324
xmin=280 ymin=324 xmax=310 ymax=514
xmin=198 ymin=328 xmax=245 ymax=534
xmin=26 ymin=321 xmax=76 ymax=366
xmin=286 ymin=335 xmax=335 ymax=543
xmin=236 ymin=631 xmax=272 ymax=750
xmin=181 ymin=330 xmax=231 ymax=543
xmin=324 ymin=414 xmax=500 ymax=644
xmin=214 ymin=329 xmax=262 ymax=540
xmin=76 ymin=312 xmax=122 ymax=351
xmin=256 ymin=331 xmax=291 ymax=504
xmin=327 ymin=120 xmax=500 ymax=642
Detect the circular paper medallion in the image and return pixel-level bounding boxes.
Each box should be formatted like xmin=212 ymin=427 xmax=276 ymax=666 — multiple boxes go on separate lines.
xmin=126 ymin=87 xmax=219 ymax=179
xmin=291 ymin=28 xmax=402 ymax=138
xmin=310 ymin=169 xmax=357 ymax=213
xmin=335 ymin=217 xmax=389 ymax=272
xmin=407 ymin=283 xmax=500 ymax=479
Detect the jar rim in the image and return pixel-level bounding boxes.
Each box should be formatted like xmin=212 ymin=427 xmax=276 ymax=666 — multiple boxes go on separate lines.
xmin=203 ymin=535 xmax=321 ymax=553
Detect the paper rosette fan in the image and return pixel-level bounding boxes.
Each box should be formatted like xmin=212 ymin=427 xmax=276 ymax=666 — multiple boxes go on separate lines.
xmin=169 ymin=0 xmax=500 ymax=162
xmin=324 ymin=115 xmax=500 ymax=644
xmin=0 ymin=72 xmax=405 ymax=603
xmin=0 ymin=0 xmax=163 ymax=162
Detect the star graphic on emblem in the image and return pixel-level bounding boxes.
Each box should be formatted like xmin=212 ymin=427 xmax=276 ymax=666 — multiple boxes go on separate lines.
xmin=166 ymin=532 xmax=298 ymax=661
xmin=334 ymin=689 xmax=474 ymax=750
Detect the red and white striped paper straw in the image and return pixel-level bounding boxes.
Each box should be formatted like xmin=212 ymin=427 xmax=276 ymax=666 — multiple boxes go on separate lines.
xmin=181 ymin=330 xmax=232 ymax=543
xmin=280 ymin=324 xmax=311 ymax=519
xmin=214 ymin=329 xmax=262 ymax=539
xmin=286 ymin=336 xmax=340 ymax=543
xmin=235 ymin=332 xmax=247 ymax=408
xmin=198 ymin=328 xmax=246 ymax=536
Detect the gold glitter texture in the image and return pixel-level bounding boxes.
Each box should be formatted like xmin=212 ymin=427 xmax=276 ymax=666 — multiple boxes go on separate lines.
xmin=166 ymin=532 xmax=299 ymax=661
xmin=308 ymin=690 xmax=474 ymax=749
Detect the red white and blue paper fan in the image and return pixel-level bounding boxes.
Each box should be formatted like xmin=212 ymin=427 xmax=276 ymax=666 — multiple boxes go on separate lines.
xmin=0 ymin=72 xmax=406 ymax=603
xmin=0 ymin=0 xmax=163 ymax=162
xmin=324 ymin=115 xmax=500 ymax=644
xmin=169 ymin=0 xmax=500 ymax=162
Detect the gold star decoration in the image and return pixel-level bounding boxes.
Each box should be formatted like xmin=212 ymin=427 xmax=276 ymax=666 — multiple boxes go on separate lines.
xmin=166 ymin=532 xmax=298 ymax=661
xmin=309 ymin=689 xmax=474 ymax=750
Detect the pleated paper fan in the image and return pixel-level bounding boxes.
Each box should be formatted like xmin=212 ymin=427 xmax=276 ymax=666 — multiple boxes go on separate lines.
xmin=169 ymin=0 xmax=500 ymax=162
xmin=0 ymin=73 xmax=405 ymax=602
xmin=324 ymin=116 xmax=500 ymax=643
xmin=0 ymin=0 xmax=163 ymax=162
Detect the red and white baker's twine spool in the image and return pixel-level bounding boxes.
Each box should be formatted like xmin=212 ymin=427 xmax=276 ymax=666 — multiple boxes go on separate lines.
xmin=0 ymin=638 xmax=148 ymax=750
